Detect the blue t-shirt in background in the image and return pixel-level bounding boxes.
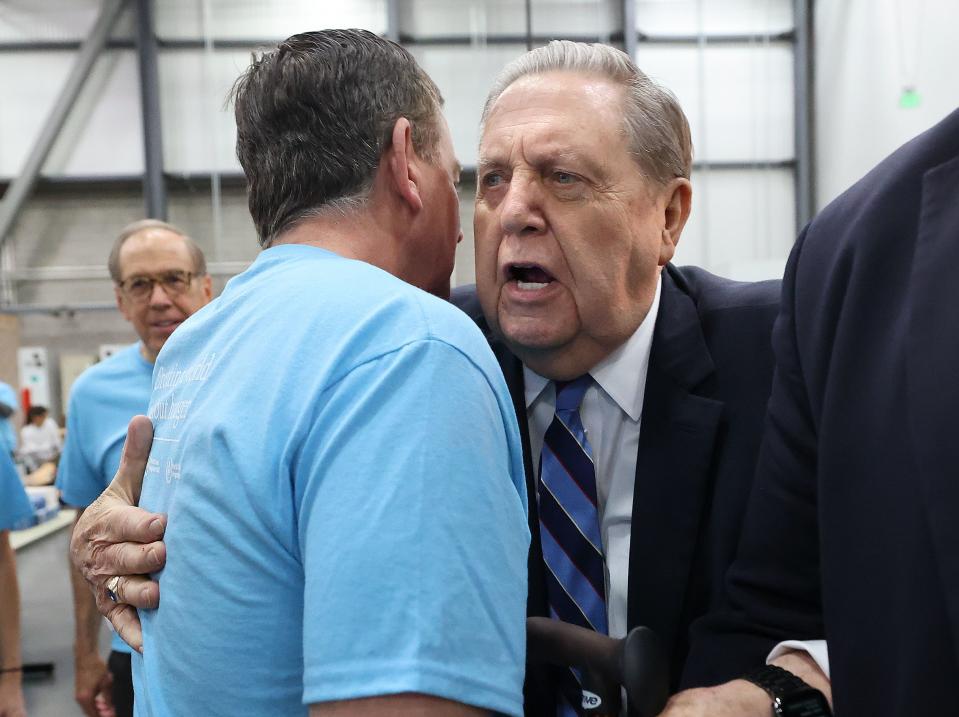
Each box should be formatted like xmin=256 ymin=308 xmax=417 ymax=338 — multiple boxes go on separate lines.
xmin=0 ymin=381 xmax=18 ymax=456
xmin=134 ymin=244 xmax=530 ymax=717
xmin=0 ymin=450 xmax=32 ymax=531
xmin=57 ymin=342 xmax=153 ymax=655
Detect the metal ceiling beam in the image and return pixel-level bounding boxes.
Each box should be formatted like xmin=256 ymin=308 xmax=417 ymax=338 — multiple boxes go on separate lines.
xmin=623 ymin=0 xmax=637 ymax=59
xmin=8 ymin=260 xmax=251 ymax=282
xmin=0 ymin=38 xmax=289 ymax=52
xmin=135 ymin=0 xmax=166 ymax=219
xmin=396 ymin=33 xmax=625 ymax=46
xmin=525 ymin=0 xmax=533 ymax=50
xmin=2 ymin=301 xmax=119 ymax=316
xmin=385 ymin=0 xmax=400 ymax=42
xmin=794 ymin=0 xmax=816 ymax=229
xmin=636 ymin=30 xmax=794 ymax=44
xmin=0 ymin=0 xmax=129 ymax=250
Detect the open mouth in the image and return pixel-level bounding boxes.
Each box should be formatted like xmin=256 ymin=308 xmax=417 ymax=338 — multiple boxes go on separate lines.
xmin=152 ymin=319 xmax=181 ymax=330
xmin=508 ymin=263 xmax=555 ymax=291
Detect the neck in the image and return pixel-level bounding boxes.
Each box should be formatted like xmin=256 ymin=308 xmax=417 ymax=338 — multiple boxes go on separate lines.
xmin=512 ymin=340 xmax=613 ymax=382
xmin=139 ymin=343 xmax=158 ymax=364
xmin=271 ymin=209 xmax=407 ymax=279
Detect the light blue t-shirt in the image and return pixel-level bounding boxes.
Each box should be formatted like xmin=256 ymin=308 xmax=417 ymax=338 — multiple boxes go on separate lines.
xmin=0 ymin=450 xmax=32 ymax=531
xmin=0 ymin=381 xmax=17 ymax=457
xmin=134 ymin=245 xmax=530 ymax=717
xmin=57 ymin=342 xmax=153 ymax=655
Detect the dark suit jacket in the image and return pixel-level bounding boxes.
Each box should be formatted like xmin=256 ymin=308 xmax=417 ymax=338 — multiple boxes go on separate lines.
xmin=683 ymin=108 xmax=959 ymax=715
xmin=453 ymin=264 xmax=780 ymax=709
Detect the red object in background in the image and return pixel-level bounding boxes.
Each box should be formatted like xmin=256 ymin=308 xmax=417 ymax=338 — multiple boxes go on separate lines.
xmin=20 ymin=387 xmax=30 ymax=414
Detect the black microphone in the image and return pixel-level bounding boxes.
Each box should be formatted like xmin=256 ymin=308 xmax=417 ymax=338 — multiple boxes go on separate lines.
xmin=526 ymin=617 xmax=669 ymax=717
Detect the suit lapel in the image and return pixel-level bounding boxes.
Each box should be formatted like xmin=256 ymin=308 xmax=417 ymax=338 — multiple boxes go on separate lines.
xmin=905 ymin=152 xmax=959 ymax=667
xmin=626 ymin=269 xmax=724 ymax=661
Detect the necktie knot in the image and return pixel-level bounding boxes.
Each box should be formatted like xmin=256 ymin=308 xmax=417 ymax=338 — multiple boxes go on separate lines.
xmin=555 ymin=375 xmax=591 ymax=412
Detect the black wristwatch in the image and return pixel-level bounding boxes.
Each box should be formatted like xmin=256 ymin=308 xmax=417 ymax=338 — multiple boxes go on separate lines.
xmin=742 ymin=664 xmax=832 ymax=717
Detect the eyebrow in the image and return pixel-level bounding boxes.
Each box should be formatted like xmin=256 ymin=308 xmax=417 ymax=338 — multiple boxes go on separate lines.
xmin=475 ymin=158 xmax=500 ymax=173
xmin=547 ymin=150 xmax=606 ymax=176
xmin=476 ymin=153 xmax=608 ymax=183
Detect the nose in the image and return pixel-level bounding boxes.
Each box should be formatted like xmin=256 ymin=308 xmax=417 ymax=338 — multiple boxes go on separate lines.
xmin=148 ymin=281 xmax=173 ymax=308
xmin=500 ymin=175 xmax=545 ymax=237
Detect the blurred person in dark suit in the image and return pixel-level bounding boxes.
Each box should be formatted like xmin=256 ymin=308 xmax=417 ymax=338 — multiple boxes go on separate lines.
xmin=661 ymin=108 xmax=959 ymax=717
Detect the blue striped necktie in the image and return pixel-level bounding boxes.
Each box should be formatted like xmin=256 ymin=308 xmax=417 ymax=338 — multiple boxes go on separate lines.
xmin=538 ymin=375 xmax=607 ymax=715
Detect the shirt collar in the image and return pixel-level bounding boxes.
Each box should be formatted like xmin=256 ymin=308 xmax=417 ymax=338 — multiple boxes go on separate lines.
xmin=523 ymin=273 xmax=662 ymax=422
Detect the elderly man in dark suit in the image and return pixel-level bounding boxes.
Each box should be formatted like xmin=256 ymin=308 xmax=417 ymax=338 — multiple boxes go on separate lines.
xmin=660 ymin=109 xmax=959 ymax=717
xmin=69 ymin=40 xmax=792 ymax=715
xmin=458 ymin=41 xmax=782 ymax=713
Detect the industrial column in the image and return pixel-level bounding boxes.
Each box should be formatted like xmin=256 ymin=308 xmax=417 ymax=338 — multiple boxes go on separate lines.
xmin=135 ymin=0 xmax=167 ymax=219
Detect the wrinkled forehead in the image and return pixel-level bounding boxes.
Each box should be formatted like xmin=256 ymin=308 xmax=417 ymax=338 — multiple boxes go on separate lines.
xmin=486 ymin=71 xmax=624 ymax=120
xmin=478 ymin=73 xmax=631 ymax=168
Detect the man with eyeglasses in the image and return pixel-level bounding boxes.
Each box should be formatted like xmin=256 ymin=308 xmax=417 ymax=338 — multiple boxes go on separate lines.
xmin=56 ymin=218 xmax=212 ymax=717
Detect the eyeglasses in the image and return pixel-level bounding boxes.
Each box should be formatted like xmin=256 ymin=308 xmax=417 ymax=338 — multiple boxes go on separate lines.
xmin=118 ymin=270 xmax=196 ymax=301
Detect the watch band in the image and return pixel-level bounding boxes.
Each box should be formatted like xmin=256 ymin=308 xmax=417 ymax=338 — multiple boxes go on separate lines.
xmin=743 ymin=664 xmax=810 ymax=696
xmin=742 ymin=664 xmax=833 ymax=717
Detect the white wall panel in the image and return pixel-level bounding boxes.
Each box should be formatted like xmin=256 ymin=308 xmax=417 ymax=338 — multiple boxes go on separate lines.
xmin=531 ymin=0 xmax=621 ymax=38
xmin=0 ymin=1 xmax=137 ymax=43
xmin=635 ymin=0 xmax=792 ymax=36
xmin=814 ymin=0 xmax=959 ymax=209
xmin=400 ymin=0 xmax=528 ymax=37
xmin=0 ymin=0 xmax=387 ymax=44
xmin=453 ymin=184 xmax=477 ymax=289
xmin=401 ymin=0 xmax=619 ymax=37
xmin=159 ymin=50 xmax=248 ymax=174
xmin=155 ymin=0 xmax=387 ymax=40
xmin=0 ymin=0 xmax=102 ymax=42
xmin=410 ymin=44 xmax=528 ymax=167
xmin=635 ymin=43 xmax=793 ymax=162
xmin=0 ymin=50 xmax=143 ymax=178
xmin=675 ymin=167 xmax=793 ymax=279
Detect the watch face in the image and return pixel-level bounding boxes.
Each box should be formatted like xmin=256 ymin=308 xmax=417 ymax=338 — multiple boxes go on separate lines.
xmin=774 ymin=689 xmax=833 ymax=717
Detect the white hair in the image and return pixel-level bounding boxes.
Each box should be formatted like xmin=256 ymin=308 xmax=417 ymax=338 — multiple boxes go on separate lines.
xmin=481 ymin=40 xmax=693 ymax=184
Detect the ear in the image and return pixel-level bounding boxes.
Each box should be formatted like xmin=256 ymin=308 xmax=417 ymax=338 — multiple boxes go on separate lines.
xmin=199 ymin=274 xmax=213 ymax=301
xmin=658 ymin=177 xmax=692 ymax=266
xmin=385 ymin=117 xmax=424 ymax=214
xmin=114 ymin=286 xmax=132 ymax=323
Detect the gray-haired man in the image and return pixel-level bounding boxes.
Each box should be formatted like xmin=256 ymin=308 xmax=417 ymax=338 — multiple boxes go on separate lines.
xmin=462 ymin=41 xmax=798 ymax=713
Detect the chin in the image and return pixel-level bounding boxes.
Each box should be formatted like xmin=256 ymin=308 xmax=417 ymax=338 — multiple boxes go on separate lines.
xmin=147 ymin=332 xmax=174 ymax=355
xmin=500 ymin=319 xmax=575 ymax=355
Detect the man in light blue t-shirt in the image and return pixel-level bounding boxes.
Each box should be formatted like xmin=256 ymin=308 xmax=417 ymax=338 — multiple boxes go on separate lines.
xmin=57 ymin=220 xmax=211 ymax=717
xmin=130 ymin=29 xmax=529 ymax=717
xmin=1 ymin=450 xmax=32 ymax=716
